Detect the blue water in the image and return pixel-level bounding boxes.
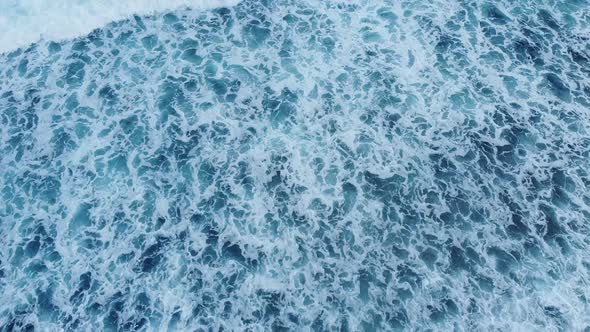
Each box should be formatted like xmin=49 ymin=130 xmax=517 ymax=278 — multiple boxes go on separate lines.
xmin=1 ymin=0 xmax=590 ymax=330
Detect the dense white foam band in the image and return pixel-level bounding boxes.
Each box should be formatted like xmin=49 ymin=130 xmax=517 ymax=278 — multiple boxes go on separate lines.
xmin=0 ymin=0 xmax=241 ymax=54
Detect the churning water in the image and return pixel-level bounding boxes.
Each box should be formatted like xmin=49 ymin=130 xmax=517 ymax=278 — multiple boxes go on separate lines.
xmin=1 ymin=0 xmax=590 ymax=330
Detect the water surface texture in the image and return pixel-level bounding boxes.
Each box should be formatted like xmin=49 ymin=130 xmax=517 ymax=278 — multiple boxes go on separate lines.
xmin=1 ymin=0 xmax=590 ymax=330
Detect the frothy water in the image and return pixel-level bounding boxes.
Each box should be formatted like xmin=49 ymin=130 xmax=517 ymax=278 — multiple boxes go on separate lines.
xmin=1 ymin=0 xmax=590 ymax=330
xmin=0 ymin=0 xmax=240 ymax=54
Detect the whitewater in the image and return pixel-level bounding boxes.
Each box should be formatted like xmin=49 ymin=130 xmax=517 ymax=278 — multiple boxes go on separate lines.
xmin=1 ymin=0 xmax=590 ymax=330
xmin=0 ymin=0 xmax=240 ymax=54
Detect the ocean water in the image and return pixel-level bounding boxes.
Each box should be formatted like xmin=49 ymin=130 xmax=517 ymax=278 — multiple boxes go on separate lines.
xmin=0 ymin=0 xmax=589 ymax=330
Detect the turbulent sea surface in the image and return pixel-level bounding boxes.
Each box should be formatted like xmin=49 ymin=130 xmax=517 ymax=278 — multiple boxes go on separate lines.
xmin=1 ymin=0 xmax=590 ymax=330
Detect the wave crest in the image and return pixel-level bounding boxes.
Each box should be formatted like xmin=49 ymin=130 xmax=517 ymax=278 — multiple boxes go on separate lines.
xmin=0 ymin=0 xmax=240 ymax=54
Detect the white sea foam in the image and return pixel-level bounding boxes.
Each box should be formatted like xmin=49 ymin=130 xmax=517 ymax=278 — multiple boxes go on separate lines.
xmin=0 ymin=0 xmax=241 ymax=54
xmin=1 ymin=0 xmax=589 ymax=330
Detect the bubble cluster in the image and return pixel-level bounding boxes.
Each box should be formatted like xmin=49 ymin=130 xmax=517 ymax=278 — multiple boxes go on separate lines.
xmin=1 ymin=0 xmax=589 ymax=330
